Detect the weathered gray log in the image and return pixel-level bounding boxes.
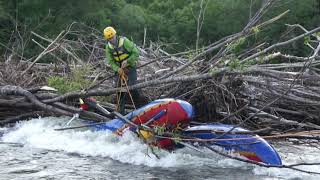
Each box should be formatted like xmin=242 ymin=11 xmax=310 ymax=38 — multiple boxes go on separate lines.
xmin=0 ymin=85 xmax=72 ymax=116
xmin=0 ymin=111 xmax=47 ymax=125
xmin=248 ymin=107 xmax=320 ymax=130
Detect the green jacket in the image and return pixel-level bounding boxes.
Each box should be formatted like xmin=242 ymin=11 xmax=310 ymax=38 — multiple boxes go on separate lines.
xmin=105 ymin=36 xmax=139 ymax=72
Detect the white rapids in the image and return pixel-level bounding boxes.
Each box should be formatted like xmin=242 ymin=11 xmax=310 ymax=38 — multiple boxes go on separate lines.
xmin=1 ymin=117 xmax=320 ymax=179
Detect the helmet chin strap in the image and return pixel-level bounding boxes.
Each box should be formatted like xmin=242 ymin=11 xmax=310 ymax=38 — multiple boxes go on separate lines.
xmin=109 ymin=36 xmax=118 ymax=46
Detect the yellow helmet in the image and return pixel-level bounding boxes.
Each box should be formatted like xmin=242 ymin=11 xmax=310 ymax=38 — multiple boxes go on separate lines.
xmin=103 ymin=26 xmax=116 ymax=40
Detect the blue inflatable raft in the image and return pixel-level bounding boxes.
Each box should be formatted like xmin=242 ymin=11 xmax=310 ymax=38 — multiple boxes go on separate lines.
xmin=88 ymin=99 xmax=282 ymax=166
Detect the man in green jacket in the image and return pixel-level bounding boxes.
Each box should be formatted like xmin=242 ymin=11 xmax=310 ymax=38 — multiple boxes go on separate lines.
xmin=104 ymin=26 xmax=140 ymax=115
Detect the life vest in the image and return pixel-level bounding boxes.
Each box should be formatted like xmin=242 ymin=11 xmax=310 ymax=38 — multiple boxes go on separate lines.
xmin=108 ymin=37 xmax=129 ymax=62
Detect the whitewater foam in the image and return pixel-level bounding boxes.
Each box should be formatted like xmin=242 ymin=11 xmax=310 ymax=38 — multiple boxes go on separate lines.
xmin=1 ymin=117 xmax=320 ymax=179
xmin=2 ymin=117 xmax=221 ymax=167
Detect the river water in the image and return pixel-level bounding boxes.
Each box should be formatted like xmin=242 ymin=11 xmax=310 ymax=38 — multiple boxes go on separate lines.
xmin=0 ymin=117 xmax=319 ymax=180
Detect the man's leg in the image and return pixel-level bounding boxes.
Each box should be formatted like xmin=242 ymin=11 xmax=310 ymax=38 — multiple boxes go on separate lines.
xmin=127 ymin=68 xmax=140 ymax=105
xmin=118 ymin=91 xmax=127 ymax=115
xmin=115 ymin=74 xmax=127 ymax=115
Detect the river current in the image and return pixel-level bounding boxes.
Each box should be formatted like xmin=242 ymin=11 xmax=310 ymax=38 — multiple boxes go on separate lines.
xmin=0 ymin=117 xmax=319 ymax=180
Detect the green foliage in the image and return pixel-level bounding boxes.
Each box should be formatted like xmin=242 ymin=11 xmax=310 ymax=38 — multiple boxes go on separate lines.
xmin=226 ymin=37 xmax=246 ymax=53
xmin=227 ymin=58 xmax=244 ymax=71
xmin=0 ymin=2 xmax=5 ymax=18
xmin=0 ymin=0 xmax=319 ymax=56
xmin=209 ymin=67 xmax=220 ymax=75
xmin=246 ymin=59 xmax=258 ymax=66
xmin=227 ymin=57 xmax=259 ymax=72
xmin=47 ymin=77 xmax=70 ymax=94
xmin=153 ymin=125 xmax=166 ymax=136
xmin=252 ymin=26 xmax=260 ymax=34
xmin=47 ymin=66 xmax=92 ymax=94
xmin=171 ymin=132 xmax=181 ymax=144
xmin=252 ymin=26 xmax=260 ymax=39
xmin=304 ymin=36 xmax=311 ymax=46
xmin=0 ymin=1 xmax=11 ymax=51
xmin=151 ymin=123 xmax=183 ymax=144
xmin=117 ymin=4 xmax=147 ymax=42
xmin=255 ymin=0 xmax=320 ymax=56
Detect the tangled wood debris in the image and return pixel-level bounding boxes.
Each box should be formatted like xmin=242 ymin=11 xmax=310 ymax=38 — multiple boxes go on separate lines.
xmin=0 ymin=1 xmax=320 ymax=141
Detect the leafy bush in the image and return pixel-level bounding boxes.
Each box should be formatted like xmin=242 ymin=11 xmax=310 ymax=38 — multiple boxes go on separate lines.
xmin=47 ymin=66 xmax=92 ymax=94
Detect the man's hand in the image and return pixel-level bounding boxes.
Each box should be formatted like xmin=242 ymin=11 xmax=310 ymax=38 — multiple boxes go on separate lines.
xmin=121 ymin=60 xmax=128 ymax=68
xmin=118 ymin=68 xmax=126 ymax=80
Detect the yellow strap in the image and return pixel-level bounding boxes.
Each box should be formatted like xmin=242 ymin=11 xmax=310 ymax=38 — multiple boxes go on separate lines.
xmin=139 ymin=130 xmax=154 ymax=140
xmin=114 ymin=54 xmax=129 ymax=62
xmin=108 ymin=37 xmax=125 ymax=49
xmin=119 ymin=37 xmax=125 ymax=47
xmin=108 ymin=42 xmax=114 ymax=49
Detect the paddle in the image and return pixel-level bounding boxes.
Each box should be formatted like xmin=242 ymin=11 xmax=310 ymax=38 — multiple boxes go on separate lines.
xmin=55 ymin=122 xmax=108 ymax=131
xmin=83 ymin=99 xmax=139 ymax=127
xmin=64 ymin=113 xmax=79 ymax=127
xmin=53 ymin=109 xmax=162 ymax=132
xmin=54 ymin=98 xmax=162 ymax=131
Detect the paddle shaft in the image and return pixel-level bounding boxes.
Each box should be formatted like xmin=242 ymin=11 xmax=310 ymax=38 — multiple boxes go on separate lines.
xmin=55 ymin=122 xmax=108 ymax=131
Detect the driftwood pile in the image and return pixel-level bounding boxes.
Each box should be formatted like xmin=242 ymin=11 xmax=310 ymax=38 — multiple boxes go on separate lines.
xmin=0 ymin=0 xmax=320 ymax=138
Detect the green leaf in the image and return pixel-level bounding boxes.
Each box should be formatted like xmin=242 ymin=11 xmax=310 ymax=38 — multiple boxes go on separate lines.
xmin=252 ymin=26 xmax=260 ymax=34
xmin=304 ymin=36 xmax=311 ymax=46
